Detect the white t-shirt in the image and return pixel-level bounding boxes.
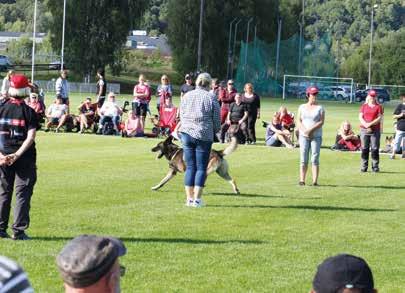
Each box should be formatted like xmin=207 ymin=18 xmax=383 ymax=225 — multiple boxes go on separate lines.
xmin=100 ymin=101 xmax=119 ymax=116
xmin=47 ymin=104 xmax=67 ymax=118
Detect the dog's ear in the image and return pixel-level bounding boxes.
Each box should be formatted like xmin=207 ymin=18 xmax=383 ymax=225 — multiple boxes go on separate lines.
xmin=165 ymin=135 xmax=174 ymax=144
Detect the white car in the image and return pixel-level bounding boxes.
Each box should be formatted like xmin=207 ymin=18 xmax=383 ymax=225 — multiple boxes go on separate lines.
xmin=330 ymin=86 xmax=353 ymax=102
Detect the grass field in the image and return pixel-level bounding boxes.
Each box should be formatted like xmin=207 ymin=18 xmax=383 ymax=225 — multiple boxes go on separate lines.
xmin=0 ymin=94 xmax=404 ymax=292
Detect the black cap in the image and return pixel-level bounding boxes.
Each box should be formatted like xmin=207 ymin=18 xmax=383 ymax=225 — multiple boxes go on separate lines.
xmin=313 ymin=254 xmax=374 ymax=293
xmin=56 ymin=235 xmax=126 ymax=288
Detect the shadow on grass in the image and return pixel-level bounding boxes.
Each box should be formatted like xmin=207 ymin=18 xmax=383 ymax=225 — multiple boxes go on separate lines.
xmin=208 ymin=204 xmax=396 ymax=212
xmin=211 ymin=192 xmax=321 ymax=200
xmin=321 ymin=184 xmax=405 ymax=190
xmin=30 ymin=237 xmax=265 ymax=245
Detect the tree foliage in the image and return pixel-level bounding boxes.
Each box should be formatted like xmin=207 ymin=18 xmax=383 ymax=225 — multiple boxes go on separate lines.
xmin=141 ymin=0 xmax=169 ymax=35
xmin=166 ymin=0 xmax=279 ymax=77
xmin=44 ymin=0 xmax=147 ymax=76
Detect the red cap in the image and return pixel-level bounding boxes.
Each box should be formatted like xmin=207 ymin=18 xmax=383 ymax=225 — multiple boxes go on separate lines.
xmin=306 ymin=86 xmax=319 ymax=95
xmin=368 ymin=90 xmax=377 ymax=97
xmin=8 ymin=74 xmax=30 ymax=98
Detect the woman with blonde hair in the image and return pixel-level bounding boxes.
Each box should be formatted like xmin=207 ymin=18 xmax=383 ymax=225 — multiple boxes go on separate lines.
xmin=333 ymin=120 xmax=361 ymax=151
xmin=241 ymin=83 xmax=261 ymax=144
xmin=1 ymin=70 xmax=15 ymax=98
xmin=359 ymin=90 xmax=384 ymax=172
xmin=157 ymin=74 xmax=173 ymax=113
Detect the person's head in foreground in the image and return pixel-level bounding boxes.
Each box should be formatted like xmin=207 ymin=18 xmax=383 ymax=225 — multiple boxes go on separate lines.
xmin=311 ymin=254 xmax=377 ymax=293
xmin=8 ymin=74 xmax=31 ymax=99
xmin=196 ymin=72 xmax=212 ymax=89
xmin=56 ymin=235 xmax=126 ymax=293
xmin=0 ymin=255 xmax=34 ymax=293
xmin=366 ymin=90 xmax=377 ymax=105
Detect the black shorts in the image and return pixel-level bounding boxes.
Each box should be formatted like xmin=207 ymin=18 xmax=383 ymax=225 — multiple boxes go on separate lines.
xmin=97 ymin=97 xmax=105 ymax=108
xmin=132 ymin=102 xmax=147 ymax=117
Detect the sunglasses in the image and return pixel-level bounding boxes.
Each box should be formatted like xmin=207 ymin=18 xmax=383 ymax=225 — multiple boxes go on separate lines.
xmin=228 ymin=83 xmax=234 ymax=85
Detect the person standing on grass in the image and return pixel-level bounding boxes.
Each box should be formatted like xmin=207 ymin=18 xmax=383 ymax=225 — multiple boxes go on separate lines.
xmin=297 ymin=86 xmax=325 ymax=186
xmin=180 ymin=74 xmax=195 ymax=100
xmin=96 ymin=68 xmax=107 ymax=108
xmin=0 ymin=74 xmax=38 ymax=241
xmin=55 ymin=69 xmax=70 ymax=111
xmin=179 ymin=73 xmax=220 ymax=208
xmin=359 ymin=90 xmax=384 ymax=172
xmin=241 ymin=83 xmax=261 ymax=144
xmin=132 ymin=74 xmax=151 ymax=131
xmin=391 ymin=93 xmax=405 ymax=159
xmin=1 ymin=70 xmax=14 ymax=99
xmin=156 ymin=74 xmax=173 ymax=113
xmin=218 ymin=80 xmax=237 ymax=143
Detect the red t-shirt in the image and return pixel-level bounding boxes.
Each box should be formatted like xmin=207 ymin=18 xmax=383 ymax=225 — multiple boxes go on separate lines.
xmin=359 ymin=103 xmax=383 ymax=130
xmin=133 ymin=84 xmax=151 ymax=103
xmin=280 ymin=113 xmax=293 ymax=127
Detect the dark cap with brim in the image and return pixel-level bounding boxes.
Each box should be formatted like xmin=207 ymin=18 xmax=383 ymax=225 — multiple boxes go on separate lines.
xmin=313 ymin=254 xmax=374 ymax=293
xmin=56 ymin=235 xmax=126 ymax=288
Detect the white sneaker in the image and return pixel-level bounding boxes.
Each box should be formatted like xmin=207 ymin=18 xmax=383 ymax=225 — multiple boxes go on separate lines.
xmin=185 ymin=198 xmax=194 ymax=207
xmin=193 ymin=199 xmax=204 ymax=208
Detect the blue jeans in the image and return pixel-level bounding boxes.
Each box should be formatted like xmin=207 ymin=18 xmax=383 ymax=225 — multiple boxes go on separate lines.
xmin=299 ymin=135 xmax=322 ymax=166
xmin=180 ymin=132 xmax=213 ymax=188
xmin=394 ymin=130 xmax=405 ymax=153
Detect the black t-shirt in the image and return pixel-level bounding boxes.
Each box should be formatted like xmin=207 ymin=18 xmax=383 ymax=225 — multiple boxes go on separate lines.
xmin=96 ymin=78 xmax=107 ymax=97
xmin=229 ymin=102 xmax=247 ymax=122
xmin=393 ymin=103 xmax=405 ymax=131
xmin=180 ymin=83 xmax=194 ymax=95
xmin=242 ymin=93 xmax=261 ymax=115
xmin=0 ymin=99 xmax=38 ymax=160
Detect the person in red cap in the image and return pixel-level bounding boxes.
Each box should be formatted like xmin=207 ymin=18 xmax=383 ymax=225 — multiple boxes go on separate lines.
xmin=297 ymin=86 xmax=325 ymax=186
xmin=0 ymin=74 xmax=38 ymax=240
xmin=359 ymin=89 xmax=384 ymax=172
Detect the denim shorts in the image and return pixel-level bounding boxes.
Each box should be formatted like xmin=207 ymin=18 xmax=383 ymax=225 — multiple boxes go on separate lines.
xmin=299 ymin=135 xmax=322 ymax=166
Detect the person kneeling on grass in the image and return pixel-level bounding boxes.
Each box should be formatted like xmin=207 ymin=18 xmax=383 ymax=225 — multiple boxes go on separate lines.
xmin=122 ymin=110 xmax=144 ymax=137
xmin=265 ymin=112 xmax=294 ymax=148
xmin=332 ymin=120 xmax=361 ymax=151
xmin=45 ymin=96 xmax=68 ymax=132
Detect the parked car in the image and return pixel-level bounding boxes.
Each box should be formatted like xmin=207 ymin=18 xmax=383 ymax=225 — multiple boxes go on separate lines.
xmin=355 ymin=88 xmax=390 ymax=104
xmin=330 ymin=86 xmax=353 ymax=102
xmin=49 ymin=60 xmax=62 ymax=70
xmin=0 ymin=55 xmax=12 ymax=71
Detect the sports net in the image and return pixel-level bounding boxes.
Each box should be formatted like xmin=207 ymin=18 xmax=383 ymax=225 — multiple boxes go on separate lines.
xmin=234 ymin=33 xmax=339 ymax=97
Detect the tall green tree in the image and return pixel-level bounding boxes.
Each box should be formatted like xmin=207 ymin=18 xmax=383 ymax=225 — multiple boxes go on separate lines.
xmin=45 ymin=0 xmax=147 ymax=76
xmin=166 ymin=0 xmax=278 ymax=77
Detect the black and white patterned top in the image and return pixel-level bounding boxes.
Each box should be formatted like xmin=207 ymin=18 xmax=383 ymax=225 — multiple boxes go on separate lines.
xmin=179 ymin=87 xmax=221 ymax=142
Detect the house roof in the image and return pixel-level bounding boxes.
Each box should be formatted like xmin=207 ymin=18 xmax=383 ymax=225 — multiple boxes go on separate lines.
xmin=127 ymin=35 xmax=171 ymax=56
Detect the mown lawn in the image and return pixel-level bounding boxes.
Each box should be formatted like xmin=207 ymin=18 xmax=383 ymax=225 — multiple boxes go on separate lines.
xmin=0 ymin=94 xmax=404 ymax=292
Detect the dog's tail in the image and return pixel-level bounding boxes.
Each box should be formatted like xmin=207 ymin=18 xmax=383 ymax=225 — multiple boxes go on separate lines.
xmin=222 ymin=136 xmax=238 ymax=156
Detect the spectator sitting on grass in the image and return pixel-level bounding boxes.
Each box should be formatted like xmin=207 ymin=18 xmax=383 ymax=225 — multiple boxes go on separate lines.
xmin=0 ymin=255 xmax=34 ymax=292
xmin=311 ymin=254 xmax=377 ymax=293
xmin=332 ymin=120 xmax=361 ymax=151
xmin=77 ymin=97 xmax=97 ymax=133
xmin=98 ymin=92 xmax=122 ymax=133
xmin=56 ymin=235 xmax=126 ymax=293
xmin=265 ymin=112 xmax=294 ymax=148
xmin=122 ymin=110 xmax=144 ymax=137
xmin=45 ymin=96 xmax=68 ymax=132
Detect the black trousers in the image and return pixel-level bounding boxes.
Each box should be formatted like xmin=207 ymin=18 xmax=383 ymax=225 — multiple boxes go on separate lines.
xmin=247 ymin=113 xmax=258 ymax=143
xmin=360 ymin=129 xmax=380 ymax=170
xmin=0 ymin=157 xmax=37 ymax=235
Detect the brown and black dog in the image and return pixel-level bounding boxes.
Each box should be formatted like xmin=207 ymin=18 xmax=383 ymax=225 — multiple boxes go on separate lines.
xmin=151 ymin=136 xmax=240 ymax=194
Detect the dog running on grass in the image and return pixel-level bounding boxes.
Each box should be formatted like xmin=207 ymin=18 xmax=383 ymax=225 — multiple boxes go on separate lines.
xmin=151 ymin=136 xmax=240 ymax=194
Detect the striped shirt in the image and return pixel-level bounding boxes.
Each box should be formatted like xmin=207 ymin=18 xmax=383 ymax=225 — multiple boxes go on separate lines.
xmin=179 ymin=87 xmax=220 ymax=142
xmin=0 ymin=256 xmax=33 ymax=293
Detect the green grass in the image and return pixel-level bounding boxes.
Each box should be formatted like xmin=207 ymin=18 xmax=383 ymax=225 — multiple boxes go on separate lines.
xmin=0 ymin=94 xmax=404 ymax=292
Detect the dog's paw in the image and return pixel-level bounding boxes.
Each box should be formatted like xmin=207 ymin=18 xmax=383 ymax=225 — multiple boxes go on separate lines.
xmin=151 ymin=186 xmax=160 ymax=191
xmin=234 ymin=189 xmax=240 ymax=195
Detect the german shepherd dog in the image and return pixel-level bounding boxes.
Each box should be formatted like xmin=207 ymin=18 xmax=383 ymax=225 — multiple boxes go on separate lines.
xmin=151 ymin=136 xmax=240 ymax=194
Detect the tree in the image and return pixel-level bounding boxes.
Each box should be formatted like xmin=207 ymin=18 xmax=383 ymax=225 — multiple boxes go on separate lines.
xmin=45 ymin=0 xmax=147 ymax=76
xmin=166 ymin=0 xmax=278 ymax=77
